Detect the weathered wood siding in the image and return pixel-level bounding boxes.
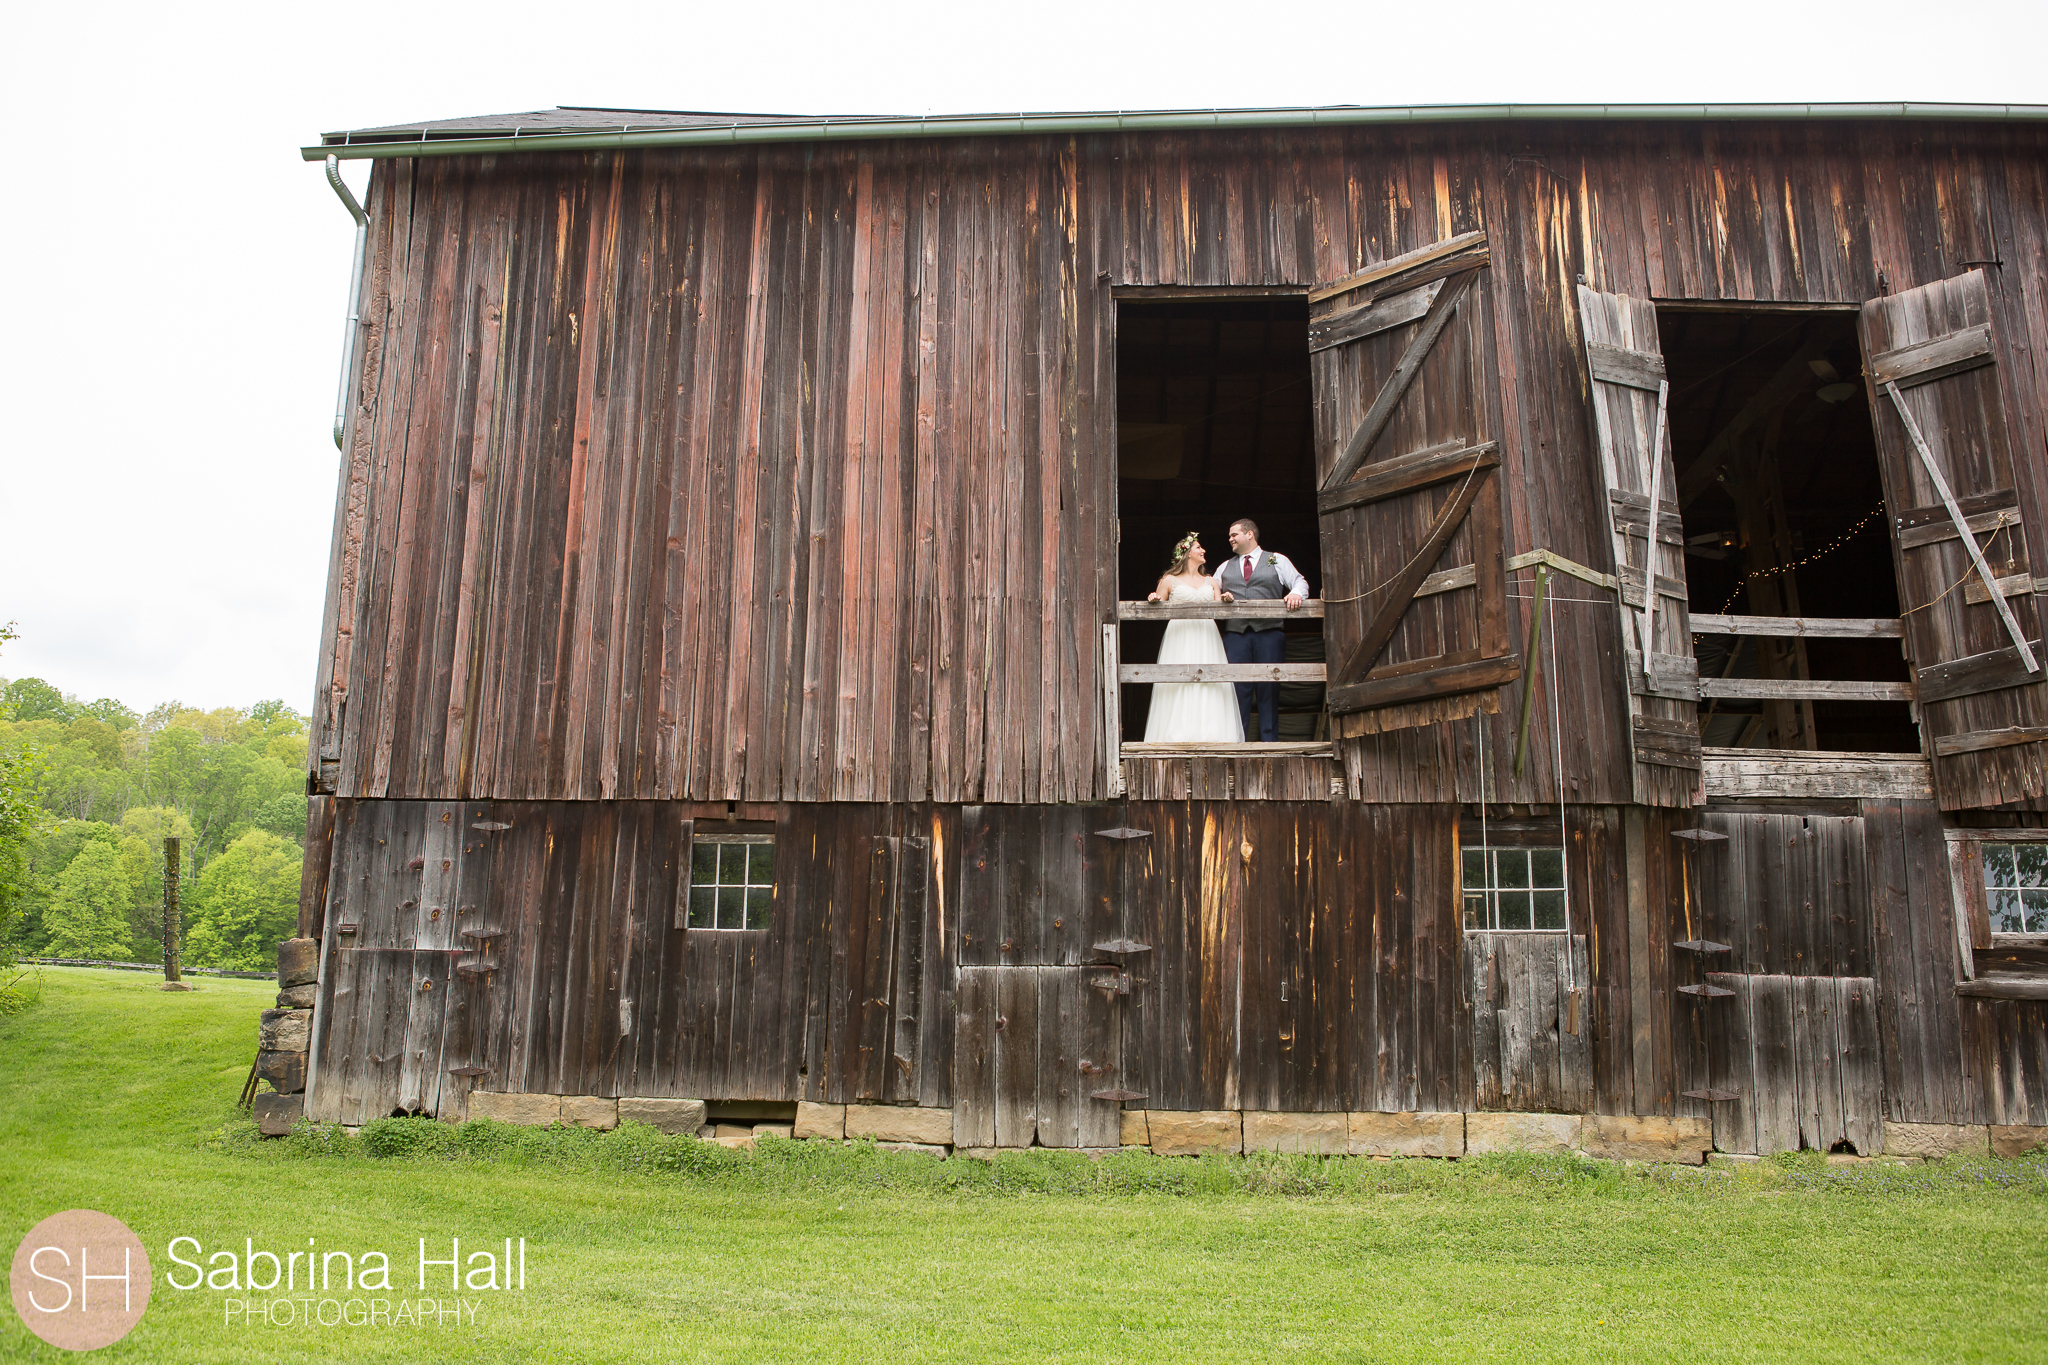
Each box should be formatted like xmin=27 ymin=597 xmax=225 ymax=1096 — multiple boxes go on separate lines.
xmin=304 ymin=793 xmax=2036 ymax=1132
xmin=314 ymin=122 xmax=2048 ymax=808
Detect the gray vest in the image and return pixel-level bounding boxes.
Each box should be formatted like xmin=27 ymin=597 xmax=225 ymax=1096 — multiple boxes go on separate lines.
xmin=1219 ymin=552 xmax=1285 ymax=633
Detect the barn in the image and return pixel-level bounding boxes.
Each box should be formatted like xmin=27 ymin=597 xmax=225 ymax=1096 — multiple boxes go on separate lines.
xmin=271 ymin=102 xmax=2048 ymax=1158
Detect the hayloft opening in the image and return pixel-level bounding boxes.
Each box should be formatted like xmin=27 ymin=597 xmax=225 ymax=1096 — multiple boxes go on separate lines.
xmin=1113 ymin=297 xmax=1325 ymax=742
xmin=1658 ymin=305 xmax=1918 ymax=753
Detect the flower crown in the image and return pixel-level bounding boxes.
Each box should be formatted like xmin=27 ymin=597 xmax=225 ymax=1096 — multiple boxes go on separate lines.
xmin=1172 ymin=531 xmax=1201 ymax=562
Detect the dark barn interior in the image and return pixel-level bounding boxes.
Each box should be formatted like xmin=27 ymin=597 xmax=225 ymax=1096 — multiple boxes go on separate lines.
xmin=1115 ymin=297 xmax=1326 ymax=740
xmin=1658 ymin=306 xmax=1917 ymax=753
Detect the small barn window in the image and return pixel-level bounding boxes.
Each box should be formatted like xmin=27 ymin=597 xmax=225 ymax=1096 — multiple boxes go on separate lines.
xmin=1462 ymin=847 xmax=1566 ymax=931
xmin=1980 ymin=843 xmax=2048 ymax=934
xmin=687 ymin=835 xmax=774 ymax=930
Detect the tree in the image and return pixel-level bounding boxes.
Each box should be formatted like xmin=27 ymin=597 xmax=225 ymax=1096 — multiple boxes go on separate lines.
xmin=0 ymin=744 xmax=47 ymax=986
xmin=0 ymin=622 xmax=51 ymax=1002
xmin=2 ymin=678 xmax=75 ymax=724
xmin=78 ymin=699 xmax=139 ymax=731
xmin=44 ymin=842 xmax=133 ymax=959
xmin=185 ymin=829 xmax=302 ymax=972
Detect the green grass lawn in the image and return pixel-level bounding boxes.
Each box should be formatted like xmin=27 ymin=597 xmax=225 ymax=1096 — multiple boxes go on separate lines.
xmin=2 ymin=966 xmax=2043 ymax=1363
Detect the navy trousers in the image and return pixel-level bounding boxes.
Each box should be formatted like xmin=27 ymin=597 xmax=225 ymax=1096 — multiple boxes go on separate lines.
xmin=1224 ymin=627 xmax=1285 ymax=741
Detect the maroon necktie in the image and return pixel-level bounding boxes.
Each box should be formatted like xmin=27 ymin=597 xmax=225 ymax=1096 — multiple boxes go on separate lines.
xmin=1242 ymin=555 xmax=1253 ymax=585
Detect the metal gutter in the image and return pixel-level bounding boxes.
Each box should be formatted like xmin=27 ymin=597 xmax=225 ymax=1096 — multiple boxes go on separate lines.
xmin=305 ymin=102 xmax=2048 ymax=162
xmin=324 ymin=156 xmax=369 ymax=450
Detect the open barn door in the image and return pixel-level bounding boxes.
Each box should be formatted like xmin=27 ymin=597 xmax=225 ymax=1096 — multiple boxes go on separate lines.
xmin=1577 ymin=286 xmax=1702 ymax=806
xmin=1312 ymin=231 xmax=1521 ymax=735
xmin=1861 ymin=270 xmax=2048 ymax=809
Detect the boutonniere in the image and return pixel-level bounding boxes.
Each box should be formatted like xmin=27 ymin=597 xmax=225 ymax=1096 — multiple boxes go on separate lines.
xmin=1264 ymin=553 xmax=1277 ymax=569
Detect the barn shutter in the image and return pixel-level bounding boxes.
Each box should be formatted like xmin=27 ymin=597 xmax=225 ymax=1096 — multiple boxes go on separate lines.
xmin=1576 ymin=286 xmax=1702 ymax=805
xmin=1860 ymin=269 xmax=2048 ymax=809
xmin=1311 ymin=231 xmax=1522 ymax=735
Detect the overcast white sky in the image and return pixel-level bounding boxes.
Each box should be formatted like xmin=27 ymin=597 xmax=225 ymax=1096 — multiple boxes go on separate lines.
xmin=3 ymin=0 xmax=2045 ymax=717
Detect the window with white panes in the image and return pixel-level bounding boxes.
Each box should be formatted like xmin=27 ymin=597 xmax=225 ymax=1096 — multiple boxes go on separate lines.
xmin=1980 ymin=841 xmax=2048 ymax=934
xmin=1461 ymin=846 xmax=1567 ymax=931
xmin=687 ymin=835 xmax=774 ymax=930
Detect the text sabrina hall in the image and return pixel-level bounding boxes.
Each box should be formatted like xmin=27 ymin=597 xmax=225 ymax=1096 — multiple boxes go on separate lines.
xmin=163 ymin=1235 xmax=526 ymax=1329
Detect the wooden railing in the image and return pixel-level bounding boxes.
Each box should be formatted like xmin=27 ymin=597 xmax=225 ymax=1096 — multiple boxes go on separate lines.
xmin=1689 ymin=614 xmax=1916 ymax=701
xmin=1114 ymin=600 xmax=1327 ymax=685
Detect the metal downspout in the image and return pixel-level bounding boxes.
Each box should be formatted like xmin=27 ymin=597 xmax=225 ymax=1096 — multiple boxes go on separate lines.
xmin=325 ymin=155 xmax=368 ymax=450
xmin=303 ymin=155 xmax=367 ymax=1122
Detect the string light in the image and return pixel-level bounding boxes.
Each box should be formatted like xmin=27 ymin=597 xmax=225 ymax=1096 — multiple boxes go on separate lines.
xmin=1712 ymin=503 xmax=1886 ymax=616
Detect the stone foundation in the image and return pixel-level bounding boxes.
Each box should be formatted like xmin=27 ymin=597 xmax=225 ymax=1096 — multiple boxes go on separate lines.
xmin=249 ymin=938 xmax=316 ymax=1137
xmin=1348 ymin=1111 xmax=1464 ymax=1158
xmin=1465 ymin=1112 xmax=1583 ymax=1156
xmin=1582 ymin=1115 xmax=1711 ymax=1164
xmin=1244 ymin=1111 xmax=1347 ymax=1155
xmin=1146 ymin=1110 xmax=1243 ymax=1156
xmin=1992 ymin=1124 xmax=2048 ymax=1158
xmin=844 ymin=1104 xmax=955 ymax=1146
xmin=619 ymin=1098 xmax=708 ymax=1134
xmin=1884 ymin=1121 xmax=1992 ymax=1159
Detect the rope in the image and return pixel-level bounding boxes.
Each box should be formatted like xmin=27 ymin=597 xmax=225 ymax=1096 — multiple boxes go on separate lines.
xmin=1900 ymin=523 xmax=2013 ymax=618
xmin=1321 ymin=457 xmax=1485 ymax=605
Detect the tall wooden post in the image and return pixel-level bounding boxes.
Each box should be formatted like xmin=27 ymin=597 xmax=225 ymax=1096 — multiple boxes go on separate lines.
xmin=162 ymin=837 xmax=182 ymax=984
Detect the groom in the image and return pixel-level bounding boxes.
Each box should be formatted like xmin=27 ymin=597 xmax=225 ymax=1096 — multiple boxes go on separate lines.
xmin=1214 ymin=518 xmax=1311 ymax=742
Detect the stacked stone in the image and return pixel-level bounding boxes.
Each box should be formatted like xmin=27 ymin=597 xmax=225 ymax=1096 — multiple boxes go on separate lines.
xmin=252 ymin=938 xmax=318 ymax=1137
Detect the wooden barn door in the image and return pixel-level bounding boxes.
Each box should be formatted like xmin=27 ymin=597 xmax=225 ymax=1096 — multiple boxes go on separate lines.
xmin=1310 ymin=231 xmax=1522 ymax=736
xmin=1859 ymin=270 xmax=2048 ymax=809
xmin=1576 ymin=287 xmax=1702 ymax=806
xmin=951 ymin=809 xmax=1127 ymax=1148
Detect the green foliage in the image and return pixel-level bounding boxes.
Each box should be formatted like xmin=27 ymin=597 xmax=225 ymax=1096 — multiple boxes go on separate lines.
xmin=0 ymin=667 xmax=313 ymax=966
xmin=0 ymin=740 xmax=47 ymax=1004
xmin=1 ymin=677 xmax=75 ymax=723
xmin=184 ymin=828 xmax=302 ymax=970
xmin=44 ymin=841 xmax=134 ymax=958
xmin=78 ymin=697 xmax=139 ymax=730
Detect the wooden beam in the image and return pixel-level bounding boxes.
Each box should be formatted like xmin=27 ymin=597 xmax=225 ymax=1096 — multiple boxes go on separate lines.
xmin=1689 ymin=614 xmax=1905 ymax=639
xmin=1119 ymin=740 xmax=1335 ymax=757
xmin=1701 ymin=748 xmax=1934 ymax=800
xmin=1318 ymin=439 xmax=1498 ymax=515
xmin=1870 ymin=324 xmax=1993 ymax=389
xmin=1320 ymin=272 xmax=1477 ymax=493
xmin=1307 ymin=230 xmax=1488 ymax=305
xmin=1608 ymin=489 xmax=1685 ymax=545
xmin=1955 ymin=977 xmax=2048 ymax=1000
xmin=1698 ymin=678 xmax=1916 ymax=701
xmin=1962 ymin=571 xmax=2034 ymax=607
xmin=1117 ymin=599 xmax=1326 ymax=621
xmin=1331 ymin=464 xmax=1494 ymax=687
xmin=1327 ymin=652 xmax=1521 ymax=715
xmin=1415 ymin=564 xmax=1478 ymax=598
xmin=1119 ymin=663 xmax=1327 ymax=684
xmin=1916 ymin=638 xmax=2046 ymax=704
xmin=1933 ymin=725 xmax=2048 ymax=758
xmin=1897 ymin=504 xmax=2020 ymax=551
xmin=1587 ymin=343 xmax=1666 ymax=392
xmin=1894 ymin=487 xmax=2016 ymax=538
xmin=1307 ymin=279 xmax=1443 ymax=353
xmin=1506 ymin=548 xmax=1617 ymax=592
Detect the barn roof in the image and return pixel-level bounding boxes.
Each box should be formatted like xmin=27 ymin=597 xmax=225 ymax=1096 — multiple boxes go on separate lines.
xmin=308 ymin=101 xmax=2048 ymax=161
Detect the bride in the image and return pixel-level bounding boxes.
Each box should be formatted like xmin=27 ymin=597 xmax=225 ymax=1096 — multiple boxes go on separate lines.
xmin=1142 ymin=532 xmax=1245 ymax=743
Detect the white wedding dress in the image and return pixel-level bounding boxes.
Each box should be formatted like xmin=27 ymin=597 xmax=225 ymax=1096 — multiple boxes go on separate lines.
xmin=1143 ymin=582 xmax=1246 ymax=743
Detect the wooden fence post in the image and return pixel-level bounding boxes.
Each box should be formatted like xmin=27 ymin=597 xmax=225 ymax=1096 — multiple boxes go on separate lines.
xmin=162 ymin=837 xmax=183 ymax=985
